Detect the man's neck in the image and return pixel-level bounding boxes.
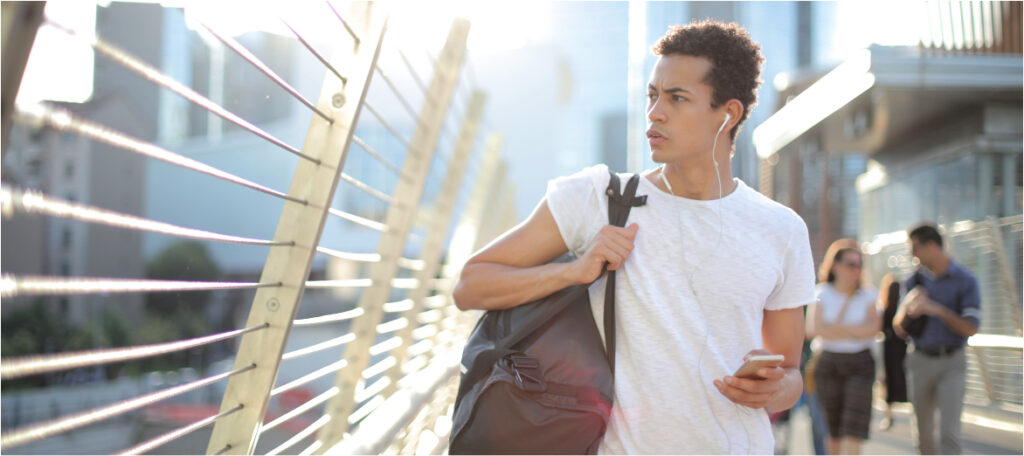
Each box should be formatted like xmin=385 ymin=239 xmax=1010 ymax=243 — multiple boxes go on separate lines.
xmin=661 ymin=153 xmax=736 ymax=200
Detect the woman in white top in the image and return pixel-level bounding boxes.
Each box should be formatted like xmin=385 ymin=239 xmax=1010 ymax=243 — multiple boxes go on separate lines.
xmin=806 ymin=239 xmax=881 ymax=454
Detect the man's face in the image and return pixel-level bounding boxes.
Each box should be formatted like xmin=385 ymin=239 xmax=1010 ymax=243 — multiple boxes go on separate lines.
xmin=646 ymin=54 xmax=726 ymax=163
xmin=909 ymin=238 xmax=932 ymax=266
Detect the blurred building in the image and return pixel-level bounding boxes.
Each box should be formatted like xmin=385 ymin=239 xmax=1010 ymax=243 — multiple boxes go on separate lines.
xmin=754 ymin=1 xmax=1023 ymax=263
xmin=630 ymin=2 xmax=844 ymax=188
xmin=1 ymin=3 xmax=161 ymax=323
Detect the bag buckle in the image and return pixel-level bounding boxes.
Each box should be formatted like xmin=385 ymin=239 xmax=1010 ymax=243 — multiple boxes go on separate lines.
xmin=503 ymin=354 xmax=546 ymax=392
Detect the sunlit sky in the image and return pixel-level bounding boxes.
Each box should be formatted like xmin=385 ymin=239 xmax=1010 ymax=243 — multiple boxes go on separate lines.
xmin=19 ymin=0 xmax=921 ymax=104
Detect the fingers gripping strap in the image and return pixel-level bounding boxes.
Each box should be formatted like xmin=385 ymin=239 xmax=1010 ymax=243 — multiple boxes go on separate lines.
xmin=603 ymin=173 xmax=645 ymax=370
xmin=463 ymin=172 xmax=646 ymax=393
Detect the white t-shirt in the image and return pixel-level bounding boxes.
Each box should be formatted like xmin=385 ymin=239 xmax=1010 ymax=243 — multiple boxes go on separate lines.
xmin=812 ymin=283 xmax=879 ymax=354
xmin=545 ymin=164 xmax=816 ymax=454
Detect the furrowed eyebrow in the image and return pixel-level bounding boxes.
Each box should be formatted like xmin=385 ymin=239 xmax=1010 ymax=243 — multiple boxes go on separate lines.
xmin=647 ymin=84 xmax=693 ymax=96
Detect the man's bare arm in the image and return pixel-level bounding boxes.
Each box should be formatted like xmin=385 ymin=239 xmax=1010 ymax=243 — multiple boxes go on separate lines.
xmin=453 ymin=199 xmax=638 ymax=311
xmin=761 ymin=307 xmax=805 ymax=414
xmin=812 ymin=303 xmax=881 ymax=340
xmin=916 ymin=299 xmax=978 ymax=337
xmin=715 ymin=307 xmax=804 ymax=413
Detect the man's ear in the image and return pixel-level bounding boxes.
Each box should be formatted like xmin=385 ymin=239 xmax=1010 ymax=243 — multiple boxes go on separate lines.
xmin=723 ymin=99 xmax=744 ymax=131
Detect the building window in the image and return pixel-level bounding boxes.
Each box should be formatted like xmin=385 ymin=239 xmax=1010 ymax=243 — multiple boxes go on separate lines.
xmin=61 ymin=226 xmax=72 ymax=248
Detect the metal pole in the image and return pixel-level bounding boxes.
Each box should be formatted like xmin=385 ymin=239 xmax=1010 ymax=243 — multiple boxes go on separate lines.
xmin=382 ymin=91 xmax=486 ymax=395
xmin=315 ymin=19 xmax=471 ymax=451
xmin=204 ymin=3 xmax=387 ymax=454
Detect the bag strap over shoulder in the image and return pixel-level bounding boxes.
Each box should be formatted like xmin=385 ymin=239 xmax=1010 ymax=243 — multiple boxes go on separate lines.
xmin=459 ymin=171 xmax=646 ymax=394
xmin=602 ymin=172 xmax=645 ymax=369
xmin=495 ymin=171 xmax=645 ymax=361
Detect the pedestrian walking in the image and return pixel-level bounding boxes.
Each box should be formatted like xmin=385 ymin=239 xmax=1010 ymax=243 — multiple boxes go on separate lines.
xmin=878 ymin=272 xmax=908 ymax=430
xmin=894 ymin=223 xmax=981 ymax=454
xmin=806 ymin=239 xmax=881 ymax=454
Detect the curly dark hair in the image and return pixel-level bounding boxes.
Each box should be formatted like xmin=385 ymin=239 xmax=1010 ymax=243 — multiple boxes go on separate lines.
xmin=652 ymin=21 xmax=764 ymax=140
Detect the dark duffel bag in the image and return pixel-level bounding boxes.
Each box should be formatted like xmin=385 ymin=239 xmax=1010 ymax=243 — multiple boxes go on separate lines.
xmin=449 ymin=171 xmax=646 ymax=454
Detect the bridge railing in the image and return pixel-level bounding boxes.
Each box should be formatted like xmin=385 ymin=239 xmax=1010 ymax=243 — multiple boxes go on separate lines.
xmin=1 ymin=2 xmax=512 ymax=454
xmin=863 ymin=215 xmax=1023 ymax=408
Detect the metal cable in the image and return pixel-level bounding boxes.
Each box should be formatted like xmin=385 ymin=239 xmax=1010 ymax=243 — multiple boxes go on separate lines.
xmin=303 ymin=279 xmax=372 ymax=289
xmin=298 ymin=440 xmax=323 ymax=456
xmin=266 ymin=415 xmax=331 ymax=456
xmin=117 ymin=404 xmax=244 ymax=455
xmin=314 ymin=246 xmax=381 ymax=263
xmin=270 ymin=359 xmax=348 ymax=397
xmin=43 ymin=19 xmax=316 ymax=163
xmin=391 ymin=278 xmax=420 ymax=289
xmin=362 ymin=102 xmax=412 ymax=149
xmin=0 ymin=364 xmax=255 ymax=449
xmin=369 ymin=337 xmax=402 ymax=357
xmin=383 ymin=299 xmax=414 ymax=313
xmin=396 ymin=48 xmax=429 ymax=97
xmin=374 ymin=65 xmax=421 ymax=124
xmin=347 ymin=395 xmax=385 ymax=425
xmin=292 ymin=308 xmax=364 ymax=327
xmin=280 ymin=333 xmax=356 ymax=361
xmin=326 ymin=207 xmax=388 ymax=232
xmin=338 ymin=172 xmax=398 ymax=206
xmin=1 ymin=324 xmax=268 ymax=380
xmin=280 ymin=18 xmax=347 ymax=85
xmin=1 ymin=185 xmax=291 ymax=247
xmin=13 ymin=103 xmax=307 ymax=205
xmin=417 ymin=309 xmax=444 ymax=325
xmin=197 ymin=20 xmax=334 ymax=123
xmin=362 ymin=355 xmax=396 ymax=379
xmin=350 ymin=135 xmax=405 ymax=177
xmin=396 ymin=257 xmax=426 ymax=271
xmin=425 ymin=49 xmax=438 ymax=69
xmin=325 ymin=1 xmax=361 ymax=46
xmin=0 ymin=275 xmax=279 ymax=298
xmin=353 ymin=376 xmax=391 ymax=403
xmin=260 ymin=387 xmax=339 ymax=434
xmin=375 ymin=319 xmax=408 ymax=335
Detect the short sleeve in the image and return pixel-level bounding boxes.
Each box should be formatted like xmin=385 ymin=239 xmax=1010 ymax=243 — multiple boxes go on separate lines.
xmin=544 ymin=165 xmax=607 ymax=257
xmin=765 ymin=216 xmax=817 ymax=311
xmin=960 ymin=275 xmax=982 ymax=326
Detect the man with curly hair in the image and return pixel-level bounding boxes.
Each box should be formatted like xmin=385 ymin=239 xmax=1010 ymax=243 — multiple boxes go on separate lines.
xmin=454 ymin=21 xmax=813 ymax=453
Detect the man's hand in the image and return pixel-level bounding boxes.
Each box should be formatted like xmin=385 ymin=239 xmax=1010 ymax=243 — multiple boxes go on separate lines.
xmin=566 ymin=223 xmax=639 ymax=284
xmin=906 ymin=286 xmax=940 ymax=317
xmin=713 ymin=349 xmax=785 ymax=409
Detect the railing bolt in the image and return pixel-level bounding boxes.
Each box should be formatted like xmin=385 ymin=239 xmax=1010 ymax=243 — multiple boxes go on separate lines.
xmin=332 ymin=93 xmax=346 ymax=109
xmin=266 ymin=298 xmax=280 ymax=312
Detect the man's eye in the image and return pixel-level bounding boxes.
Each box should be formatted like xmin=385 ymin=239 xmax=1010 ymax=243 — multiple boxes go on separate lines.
xmin=647 ymin=93 xmax=657 ymax=101
xmin=674 ymin=95 xmax=685 ymax=102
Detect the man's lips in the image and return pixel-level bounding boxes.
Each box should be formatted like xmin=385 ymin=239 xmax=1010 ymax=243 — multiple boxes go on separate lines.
xmin=647 ymin=129 xmax=666 ymax=144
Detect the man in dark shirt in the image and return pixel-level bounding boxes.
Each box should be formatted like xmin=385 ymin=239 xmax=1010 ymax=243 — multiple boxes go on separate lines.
xmin=894 ymin=223 xmax=980 ymax=454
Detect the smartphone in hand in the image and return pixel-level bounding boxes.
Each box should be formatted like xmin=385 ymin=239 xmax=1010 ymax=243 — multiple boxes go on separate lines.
xmin=733 ymin=354 xmax=785 ymax=379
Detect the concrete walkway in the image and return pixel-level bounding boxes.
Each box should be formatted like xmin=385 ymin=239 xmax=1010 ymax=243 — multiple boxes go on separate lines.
xmin=774 ymin=398 xmax=1023 ymax=455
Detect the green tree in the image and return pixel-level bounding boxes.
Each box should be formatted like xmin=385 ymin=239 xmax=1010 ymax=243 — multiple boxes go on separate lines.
xmin=142 ymin=241 xmax=220 ymax=370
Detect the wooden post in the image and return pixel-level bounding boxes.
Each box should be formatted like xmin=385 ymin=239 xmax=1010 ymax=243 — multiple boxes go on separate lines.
xmin=314 ymin=19 xmax=471 ymax=451
xmin=441 ymin=133 xmax=504 ymax=277
xmin=384 ymin=91 xmax=487 ymax=394
xmin=1 ymin=2 xmax=44 ymax=154
xmin=205 ymin=3 xmax=387 ymax=454
xmin=470 ymin=161 xmax=511 ymax=253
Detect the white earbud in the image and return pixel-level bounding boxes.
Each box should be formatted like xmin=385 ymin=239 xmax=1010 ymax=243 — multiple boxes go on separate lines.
xmin=718 ymin=113 xmax=731 ymax=134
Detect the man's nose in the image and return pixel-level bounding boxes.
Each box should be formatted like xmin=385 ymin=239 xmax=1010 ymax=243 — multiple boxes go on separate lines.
xmin=647 ymin=100 xmax=665 ymax=123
